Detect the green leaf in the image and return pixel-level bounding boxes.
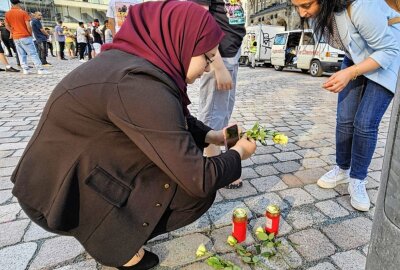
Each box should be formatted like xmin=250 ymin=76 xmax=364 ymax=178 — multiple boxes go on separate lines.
xmin=261 ymin=251 xmax=273 ymax=258
xmin=266 ymin=242 xmax=275 ymax=249
xmin=233 ymin=266 xmax=242 ymax=270
xmin=252 ymin=256 xmax=261 ymax=263
xmin=235 ymin=244 xmax=245 ymax=251
xmin=223 ymin=267 xmax=233 ymax=270
xmin=268 ymin=233 xmax=275 ymax=240
xmin=255 ymin=244 xmax=261 ymax=254
xmin=257 ymin=232 xmax=269 ymax=241
xmin=242 ymin=256 xmax=252 ymax=263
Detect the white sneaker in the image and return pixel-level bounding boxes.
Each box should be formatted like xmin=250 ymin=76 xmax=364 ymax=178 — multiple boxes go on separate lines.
xmin=79 ymin=59 xmax=87 ymax=63
xmin=23 ymin=69 xmax=32 ymax=75
xmin=37 ymin=69 xmax=51 ymax=75
xmin=348 ymin=178 xmax=370 ymax=211
xmin=317 ymin=165 xmax=350 ymax=188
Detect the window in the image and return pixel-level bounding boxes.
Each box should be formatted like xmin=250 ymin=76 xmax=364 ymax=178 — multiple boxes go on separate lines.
xmin=274 ymin=34 xmax=287 ymax=45
xmin=302 ymin=32 xmax=315 ymax=45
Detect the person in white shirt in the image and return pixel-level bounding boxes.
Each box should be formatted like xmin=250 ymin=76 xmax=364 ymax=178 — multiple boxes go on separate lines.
xmin=106 ymin=0 xmax=141 ymax=36
xmin=76 ymin=22 xmax=88 ymax=62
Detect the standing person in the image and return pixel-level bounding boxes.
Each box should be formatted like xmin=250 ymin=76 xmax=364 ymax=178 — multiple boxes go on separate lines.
xmin=190 ymin=0 xmax=246 ymax=189
xmin=0 ymin=18 xmax=20 ymax=66
xmin=76 ymin=22 xmax=87 ymax=62
xmin=45 ymin=27 xmax=55 ymax=57
xmin=5 ymin=0 xmax=50 ymax=75
xmin=248 ymin=34 xmax=257 ymax=68
xmin=107 ymin=0 xmax=141 ymax=36
xmin=92 ymin=19 xmax=103 ymax=57
xmin=31 ymin=11 xmax=50 ymax=66
xmin=10 ymin=1 xmax=256 ymax=269
xmin=104 ymin=20 xmax=113 ymax=44
xmin=54 ymin=20 xmax=67 ymax=60
xmin=64 ymin=26 xmax=76 ymax=59
xmin=85 ymin=22 xmax=93 ymax=60
xmin=0 ymin=47 xmax=20 ymax=72
xmin=291 ymin=0 xmax=400 ymax=211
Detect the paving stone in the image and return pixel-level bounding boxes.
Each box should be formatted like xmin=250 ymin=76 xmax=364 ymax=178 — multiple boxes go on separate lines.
xmin=304 ymin=184 xmax=339 ymax=200
xmin=29 ymin=236 xmax=85 ymax=269
xmin=314 ymin=147 xmax=336 ymax=156
xmin=255 ymin=145 xmax=280 ymax=155
xmin=320 ymin=155 xmax=336 ymax=165
xmin=273 ymin=238 xmax=303 ymax=269
xmin=368 ymin=158 xmax=383 ymax=171
xmin=295 ymin=149 xmax=320 ymax=158
xmin=273 ymin=161 xmax=301 ymax=174
xmin=54 ymin=260 xmax=98 ymax=270
xmin=273 ymin=152 xmax=302 ymax=162
xmin=0 ymin=219 xmax=30 ymax=248
xmin=0 ymin=189 xmax=13 ymax=204
xmin=170 ymin=213 xmax=210 ymax=237
xmin=23 ymin=222 xmax=57 ymax=242
xmin=306 ymin=262 xmax=338 ymax=270
xmin=368 ymin=171 xmax=381 ymax=182
xmin=210 ymin=226 xmax=255 ymax=253
xmin=0 ymin=156 xmax=20 ymax=168
xmin=250 ymin=217 xmax=292 ymax=237
xmin=219 ymin=181 xmax=258 ymax=200
xmin=294 ymin=168 xmax=328 ymax=185
xmin=336 ymin=196 xmax=357 ymax=212
xmin=180 ymin=261 xmax=214 ymax=270
xmin=251 ymin=154 xmax=278 ymax=164
xmin=334 ymin=184 xmax=350 ymax=196
xmin=255 ymin=165 xmax=279 ymax=176
xmin=331 ymin=250 xmax=366 ymax=270
xmin=0 ymin=166 xmax=15 ymax=177
xmin=244 ymin=193 xmax=288 ymax=216
xmin=241 ymin=158 xmax=254 ymax=167
xmin=322 ymin=217 xmax=372 ymax=250
xmin=147 ymin=233 xmax=169 ymax=244
xmin=242 ymin=167 xmax=259 ymax=179
xmin=278 ymin=188 xmax=315 ymax=207
xmin=280 ymin=174 xmax=303 ymax=188
xmin=362 ymin=244 xmax=369 ymax=256
xmin=151 ymin=233 xmax=211 ymax=268
xmin=214 ymin=191 xmax=223 ymax=203
xmin=367 ymin=189 xmax=379 ymax=205
xmin=0 ymin=203 xmax=21 ymax=223
xmin=315 ymin=200 xmax=349 ymax=218
xmin=286 ymin=208 xmax=327 ymax=230
xmin=0 ymin=242 xmax=37 ymax=270
xmin=208 ymin=201 xmax=253 ymax=228
xmin=250 ymin=176 xmax=288 ymax=193
xmin=275 ymin=143 xmax=301 ymax=151
xmin=301 ymin=158 xmax=328 ymax=169
xmin=288 ymin=229 xmax=335 ymax=262
xmin=365 ymin=178 xmax=380 ymax=189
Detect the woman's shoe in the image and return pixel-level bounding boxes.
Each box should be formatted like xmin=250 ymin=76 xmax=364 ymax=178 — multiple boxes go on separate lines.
xmin=117 ymin=250 xmax=159 ymax=270
xmin=225 ymin=181 xmax=243 ymax=189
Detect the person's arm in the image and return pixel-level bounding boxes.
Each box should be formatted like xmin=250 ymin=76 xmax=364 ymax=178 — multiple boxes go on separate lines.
xmin=323 ymin=3 xmax=400 ymax=93
xmin=108 ymin=73 xmax=251 ymax=198
xmin=39 ymin=22 xmax=48 ymax=37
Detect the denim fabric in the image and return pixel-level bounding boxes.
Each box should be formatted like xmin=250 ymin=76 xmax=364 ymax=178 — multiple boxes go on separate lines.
xmin=37 ymin=41 xmax=48 ymax=64
xmin=336 ymin=57 xmax=394 ymax=180
xmin=197 ymin=50 xmax=240 ymax=130
xmin=14 ymin=36 xmax=43 ymax=70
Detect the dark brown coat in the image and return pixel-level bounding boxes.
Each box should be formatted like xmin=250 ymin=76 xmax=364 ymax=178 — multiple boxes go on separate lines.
xmin=11 ymin=50 xmax=241 ymax=266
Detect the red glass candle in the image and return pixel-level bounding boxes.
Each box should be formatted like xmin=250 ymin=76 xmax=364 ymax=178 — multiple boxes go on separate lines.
xmin=232 ymin=208 xmax=247 ymax=243
xmin=265 ymin=204 xmax=280 ymax=236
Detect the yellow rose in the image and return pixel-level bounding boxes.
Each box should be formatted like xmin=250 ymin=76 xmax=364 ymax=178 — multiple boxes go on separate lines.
xmin=273 ymin=134 xmax=288 ymax=145
xmin=255 ymin=226 xmax=264 ymax=234
xmin=227 ymin=235 xmax=238 ymax=246
xmin=196 ymin=244 xmax=207 ymax=257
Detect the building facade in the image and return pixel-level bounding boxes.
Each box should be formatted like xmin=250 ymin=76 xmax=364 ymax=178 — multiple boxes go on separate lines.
xmin=246 ymin=0 xmax=301 ymax=30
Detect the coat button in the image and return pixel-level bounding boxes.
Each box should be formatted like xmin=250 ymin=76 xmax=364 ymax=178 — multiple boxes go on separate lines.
xmin=142 ymin=222 xmax=149 ymax=227
xmin=164 ymin=184 xmax=170 ymax=189
xmin=156 ymin=203 xmax=162 ymax=207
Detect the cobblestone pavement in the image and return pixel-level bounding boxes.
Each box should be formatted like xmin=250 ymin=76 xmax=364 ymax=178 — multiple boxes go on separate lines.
xmin=0 ymin=57 xmax=391 ymax=270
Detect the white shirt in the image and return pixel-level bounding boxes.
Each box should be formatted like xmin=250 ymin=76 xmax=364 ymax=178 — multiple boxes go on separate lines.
xmin=76 ymin=27 xmax=87 ymax=43
xmin=106 ymin=0 xmax=141 ymax=33
xmin=104 ymin=28 xmax=113 ymax=43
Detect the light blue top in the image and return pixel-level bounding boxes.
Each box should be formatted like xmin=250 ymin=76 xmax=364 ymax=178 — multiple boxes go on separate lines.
xmin=334 ymin=0 xmax=400 ymax=93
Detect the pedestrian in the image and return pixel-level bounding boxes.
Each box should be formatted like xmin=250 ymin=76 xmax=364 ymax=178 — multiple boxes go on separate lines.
xmin=31 ymin=11 xmax=51 ymax=66
xmin=107 ymin=0 xmax=140 ymax=36
xmin=291 ymin=0 xmax=400 ymax=211
xmin=54 ymin=20 xmax=67 ymax=60
xmin=76 ymin=21 xmax=87 ymax=62
xmin=0 ymin=47 xmax=19 ymax=72
xmin=0 ymin=18 xmax=19 ymax=64
xmin=92 ymin=19 xmax=103 ymax=57
xmin=85 ymin=22 xmax=93 ymax=60
xmin=64 ymin=26 xmax=76 ymax=59
xmin=190 ymin=0 xmax=247 ymax=189
xmin=102 ymin=19 xmax=112 ymax=44
xmin=45 ymin=27 xmax=55 ymax=57
xmin=11 ymin=1 xmax=256 ymax=269
xmin=4 ymin=0 xmax=50 ymax=75
xmin=249 ymin=34 xmax=257 ymax=68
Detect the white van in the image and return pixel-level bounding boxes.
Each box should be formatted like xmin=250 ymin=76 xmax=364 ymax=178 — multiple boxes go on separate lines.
xmin=239 ymin=24 xmax=285 ymax=67
xmin=271 ymin=29 xmax=345 ymax=76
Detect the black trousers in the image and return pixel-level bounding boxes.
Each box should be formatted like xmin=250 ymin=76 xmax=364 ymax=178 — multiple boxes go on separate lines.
xmin=37 ymin=41 xmax=48 ymax=64
xmin=78 ymin=42 xmax=87 ymax=60
xmin=47 ymin=41 xmax=54 ymax=56
xmin=58 ymin=41 xmax=65 ymax=59
xmin=2 ymin=38 xmax=20 ymax=65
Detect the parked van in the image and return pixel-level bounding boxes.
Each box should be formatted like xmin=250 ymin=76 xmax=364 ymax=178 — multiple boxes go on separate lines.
xmin=271 ymin=29 xmax=345 ymax=76
xmin=239 ymin=24 xmax=285 ymax=67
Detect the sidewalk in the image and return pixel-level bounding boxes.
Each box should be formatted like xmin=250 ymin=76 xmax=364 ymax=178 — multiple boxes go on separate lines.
xmin=0 ymin=58 xmax=390 ymax=270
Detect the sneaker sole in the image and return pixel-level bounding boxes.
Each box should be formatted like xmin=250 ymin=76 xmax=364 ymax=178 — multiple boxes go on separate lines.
xmin=317 ymin=177 xmax=349 ymax=189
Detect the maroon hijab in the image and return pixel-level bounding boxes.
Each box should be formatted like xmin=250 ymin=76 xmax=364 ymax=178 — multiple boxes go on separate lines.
xmin=102 ymin=0 xmax=224 ymax=115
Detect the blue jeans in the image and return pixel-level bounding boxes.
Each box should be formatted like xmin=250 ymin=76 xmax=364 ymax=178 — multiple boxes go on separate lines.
xmin=336 ymin=57 xmax=394 ymax=180
xmin=197 ymin=50 xmax=240 ymax=130
xmin=14 ymin=36 xmax=43 ymax=70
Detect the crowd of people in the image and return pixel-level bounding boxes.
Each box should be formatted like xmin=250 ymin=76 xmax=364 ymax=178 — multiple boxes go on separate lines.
xmin=6 ymin=0 xmax=400 ymax=269
xmin=0 ymin=0 xmax=114 ymax=73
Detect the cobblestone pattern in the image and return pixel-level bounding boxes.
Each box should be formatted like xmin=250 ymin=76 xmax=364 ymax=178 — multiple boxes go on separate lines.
xmin=0 ymin=59 xmax=391 ymax=269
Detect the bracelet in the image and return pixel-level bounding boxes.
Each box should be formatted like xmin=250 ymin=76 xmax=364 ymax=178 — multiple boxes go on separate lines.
xmin=352 ymin=64 xmax=359 ymax=80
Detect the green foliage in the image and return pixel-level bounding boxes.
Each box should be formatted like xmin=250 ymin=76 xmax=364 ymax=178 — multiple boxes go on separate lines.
xmin=205 ymin=255 xmax=241 ymax=270
xmin=243 ymin=122 xmax=281 ymax=146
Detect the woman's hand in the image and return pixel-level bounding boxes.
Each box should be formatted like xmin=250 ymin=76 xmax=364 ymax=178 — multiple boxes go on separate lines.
xmin=322 ymin=67 xmax=354 ymax=93
xmin=214 ymin=66 xmax=233 ymax=90
xmin=230 ymin=135 xmax=257 ymax=160
xmin=205 ymin=130 xmax=225 ymax=146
